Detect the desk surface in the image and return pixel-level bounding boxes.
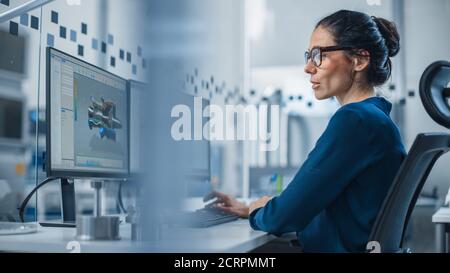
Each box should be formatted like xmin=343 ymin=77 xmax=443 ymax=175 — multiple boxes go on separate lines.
xmin=0 ymin=219 xmax=276 ymax=253
xmin=432 ymin=207 xmax=450 ymax=223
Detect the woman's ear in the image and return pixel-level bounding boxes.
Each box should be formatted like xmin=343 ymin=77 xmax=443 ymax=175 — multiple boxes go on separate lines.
xmin=353 ymin=50 xmax=370 ymax=72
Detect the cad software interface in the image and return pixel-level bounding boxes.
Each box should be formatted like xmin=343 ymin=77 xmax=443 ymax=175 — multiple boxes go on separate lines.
xmin=49 ymin=49 xmax=128 ymax=175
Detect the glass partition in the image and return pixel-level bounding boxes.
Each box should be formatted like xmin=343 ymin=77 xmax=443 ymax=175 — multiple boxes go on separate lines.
xmin=0 ymin=0 xmax=146 ymax=222
xmin=0 ymin=0 xmax=44 ymax=222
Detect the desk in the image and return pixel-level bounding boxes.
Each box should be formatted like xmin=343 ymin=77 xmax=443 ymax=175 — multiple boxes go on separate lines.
xmin=0 ymin=219 xmax=276 ymax=253
xmin=432 ymin=207 xmax=450 ymax=253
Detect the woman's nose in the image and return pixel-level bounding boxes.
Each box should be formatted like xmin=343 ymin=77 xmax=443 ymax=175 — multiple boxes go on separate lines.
xmin=304 ymin=60 xmax=316 ymax=75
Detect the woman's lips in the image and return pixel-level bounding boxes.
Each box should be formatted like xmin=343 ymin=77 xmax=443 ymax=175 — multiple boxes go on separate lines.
xmin=311 ymin=82 xmax=320 ymax=89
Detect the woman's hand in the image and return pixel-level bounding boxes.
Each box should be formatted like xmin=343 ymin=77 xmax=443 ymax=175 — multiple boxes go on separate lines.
xmin=249 ymin=196 xmax=273 ymax=215
xmin=204 ymin=191 xmax=249 ymax=218
xmin=204 ymin=191 xmax=274 ymax=218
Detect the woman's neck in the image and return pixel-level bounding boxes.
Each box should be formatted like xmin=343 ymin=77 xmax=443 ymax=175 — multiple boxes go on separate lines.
xmin=336 ymin=84 xmax=375 ymax=106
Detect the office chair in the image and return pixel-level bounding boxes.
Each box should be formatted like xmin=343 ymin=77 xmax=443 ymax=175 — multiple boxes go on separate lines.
xmin=368 ymin=61 xmax=450 ymax=253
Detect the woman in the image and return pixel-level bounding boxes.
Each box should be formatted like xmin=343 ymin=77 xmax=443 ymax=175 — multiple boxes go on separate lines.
xmin=206 ymin=10 xmax=407 ymax=253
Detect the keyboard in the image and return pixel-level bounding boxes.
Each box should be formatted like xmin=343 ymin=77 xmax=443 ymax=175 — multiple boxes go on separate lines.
xmin=0 ymin=222 xmax=38 ymax=235
xmin=181 ymin=207 xmax=239 ymax=228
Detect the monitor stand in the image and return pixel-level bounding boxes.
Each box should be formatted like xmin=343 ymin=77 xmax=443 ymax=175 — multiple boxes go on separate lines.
xmin=39 ymin=178 xmax=76 ymax=228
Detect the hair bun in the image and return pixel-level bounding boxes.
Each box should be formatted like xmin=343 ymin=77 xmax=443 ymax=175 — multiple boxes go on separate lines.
xmin=372 ymin=16 xmax=400 ymax=57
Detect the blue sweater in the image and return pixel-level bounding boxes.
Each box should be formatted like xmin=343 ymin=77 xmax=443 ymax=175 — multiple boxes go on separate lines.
xmin=249 ymin=97 xmax=406 ymax=253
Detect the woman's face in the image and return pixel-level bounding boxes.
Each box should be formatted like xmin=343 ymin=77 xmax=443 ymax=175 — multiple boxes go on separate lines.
xmin=304 ymin=26 xmax=355 ymax=100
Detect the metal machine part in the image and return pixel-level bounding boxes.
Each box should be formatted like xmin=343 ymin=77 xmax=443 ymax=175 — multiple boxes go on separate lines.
xmin=76 ymin=181 xmax=121 ymax=241
xmin=125 ymin=206 xmax=140 ymax=241
xmin=76 ymin=215 xmax=120 ymax=241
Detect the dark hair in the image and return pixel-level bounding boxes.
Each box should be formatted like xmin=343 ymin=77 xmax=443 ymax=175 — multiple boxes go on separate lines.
xmin=316 ymin=10 xmax=400 ymax=87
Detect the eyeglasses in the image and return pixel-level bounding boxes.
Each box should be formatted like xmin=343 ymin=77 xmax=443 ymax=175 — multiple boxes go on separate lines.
xmin=304 ymin=46 xmax=359 ymax=67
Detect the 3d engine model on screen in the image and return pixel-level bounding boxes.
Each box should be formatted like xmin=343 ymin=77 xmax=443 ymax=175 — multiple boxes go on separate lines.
xmin=88 ymin=96 xmax=123 ymax=142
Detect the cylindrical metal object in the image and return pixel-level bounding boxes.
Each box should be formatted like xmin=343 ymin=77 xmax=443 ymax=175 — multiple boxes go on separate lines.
xmin=76 ymin=215 xmax=120 ymax=241
xmin=91 ymin=181 xmax=103 ymax=217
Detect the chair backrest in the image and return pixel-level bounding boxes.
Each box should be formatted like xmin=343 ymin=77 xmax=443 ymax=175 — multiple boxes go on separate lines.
xmin=368 ymin=61 xmax=450 ymax=253
xmin=369 ymin=133 xmax=450 ymax=252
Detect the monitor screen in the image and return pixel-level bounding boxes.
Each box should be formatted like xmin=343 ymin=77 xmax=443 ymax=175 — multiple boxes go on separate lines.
xmin=192 ymin=97 xmax=210 ymax=174
xmin=177 ymin=93 xmax=211 ymax=196
xmin=129 ymin=80 xmax=146 ymax=174
xmin=0 ymin=98 xmax=23 ymax=141
xmin=0 ymin=30 xmax=25 ymax=75
xmin=47 ymin=48 xmax=129 ymax=178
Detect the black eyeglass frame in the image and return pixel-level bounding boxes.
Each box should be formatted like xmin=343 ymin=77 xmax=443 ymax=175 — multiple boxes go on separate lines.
xmin=305 ymin=45 xmax=364 ymax=67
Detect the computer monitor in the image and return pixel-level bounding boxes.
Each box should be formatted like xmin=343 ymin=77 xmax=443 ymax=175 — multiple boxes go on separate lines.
xmin=0 ymin=97 xmax=24 ymax=144
xmin=129 ymin=80 xmax=147 ymax=175
xmin=0 ymin=30 xmax=25 ymax=75
xmin=46 ymin=48 xmax=129 ymax=179
xmin=178 ymin=93 xmax=211 ymax=197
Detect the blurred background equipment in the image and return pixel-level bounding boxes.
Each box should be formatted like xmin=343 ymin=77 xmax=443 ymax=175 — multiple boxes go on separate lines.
xmin=0 ymin=28 xmax=27 ymax=223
